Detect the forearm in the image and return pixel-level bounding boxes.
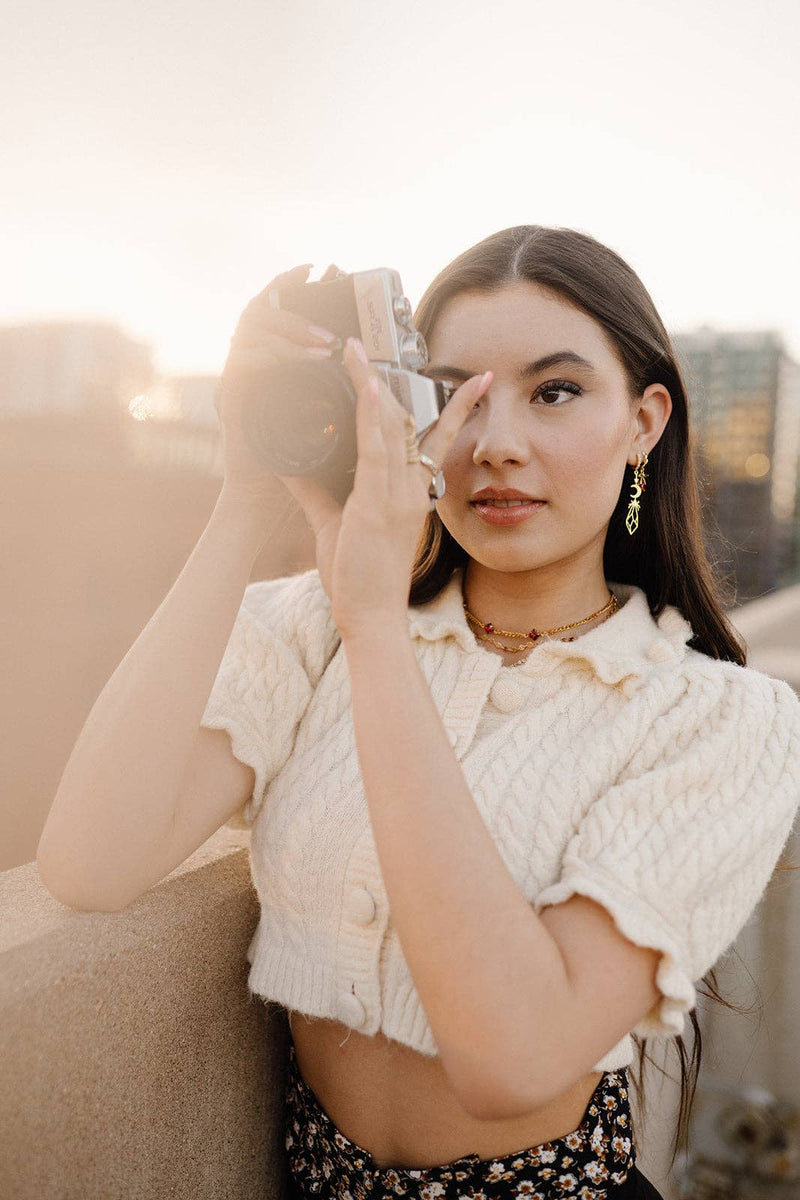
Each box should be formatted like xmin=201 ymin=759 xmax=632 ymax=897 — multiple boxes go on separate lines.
xmin=343 ymin=626 xmax=569 ymax=1116
xmin=37 ymin=487 xmax=270 ymax=908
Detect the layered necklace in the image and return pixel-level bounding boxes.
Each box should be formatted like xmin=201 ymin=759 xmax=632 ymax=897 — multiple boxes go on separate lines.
xmin=462 ymin=585 xmax=619 ymax=669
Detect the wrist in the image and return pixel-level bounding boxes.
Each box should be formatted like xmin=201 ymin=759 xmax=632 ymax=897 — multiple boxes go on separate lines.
xmin=339 ymin=616 xmax=411 ymax=651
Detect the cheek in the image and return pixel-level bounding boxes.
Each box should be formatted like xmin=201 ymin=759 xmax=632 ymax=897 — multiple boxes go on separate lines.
xmin=547 ymin=418 xmax=627 ymax=491
xmin=440 ymin=436 xmax=470 ymax=484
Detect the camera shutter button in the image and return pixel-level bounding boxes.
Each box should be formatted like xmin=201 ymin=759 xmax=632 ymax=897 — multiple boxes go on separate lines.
xmin=401 ymin=332 xmax=427 ymax=371
xmin=393 ymin=295 xmax=413 ymax=324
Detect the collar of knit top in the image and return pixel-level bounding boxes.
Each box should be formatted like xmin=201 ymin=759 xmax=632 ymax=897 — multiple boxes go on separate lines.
xmin=407 ymin=568 xmax=695 ymax=688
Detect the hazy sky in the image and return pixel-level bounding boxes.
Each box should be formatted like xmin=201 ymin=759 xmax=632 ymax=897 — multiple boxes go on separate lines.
xmin=3 ymin=0 xmax=799 ymax=376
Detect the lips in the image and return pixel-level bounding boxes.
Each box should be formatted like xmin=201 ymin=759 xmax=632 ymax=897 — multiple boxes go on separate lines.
xmin=470 ymin=488 xmax=546 ymax=504
xmin=475 ymin=499 xmax=530 ymax=507
xmin=469 ymin=494 xmax=547 ymax=527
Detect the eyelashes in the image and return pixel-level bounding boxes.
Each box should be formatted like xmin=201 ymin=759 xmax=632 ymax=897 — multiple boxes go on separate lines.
xmin=461 ymin=379 xmax=584 ymax=409
xmin=531 ymin=380 xmax=583 ymax=406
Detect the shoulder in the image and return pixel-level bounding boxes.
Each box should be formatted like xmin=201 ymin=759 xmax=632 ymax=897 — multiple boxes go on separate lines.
xmin=640 ymin=648 xmax=800 ymax=794
xmin=679 ymin=647 xmax=800 ymax=728
xmin=607 ymin=579 xmax=800 ymax=723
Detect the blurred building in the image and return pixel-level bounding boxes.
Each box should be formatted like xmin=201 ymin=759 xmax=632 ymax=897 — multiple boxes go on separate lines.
xmin=0 ymin=320 xmax=154 ymax=421
xmin=0 ymin=320 xmax=226 ymax=477
xmin=126 ymin=374 xmax=222 ymax=476
xmin=0 ymin=322 xmax=313 ymax=871
xmin=674 ymin=328 xmax=800 ymax=603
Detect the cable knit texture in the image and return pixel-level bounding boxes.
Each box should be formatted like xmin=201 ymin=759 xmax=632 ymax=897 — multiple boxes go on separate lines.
xmin=200 ymin=566 xmax=800 ymax=1072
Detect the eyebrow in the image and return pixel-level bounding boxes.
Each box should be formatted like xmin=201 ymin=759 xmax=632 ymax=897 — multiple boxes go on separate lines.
xmin=424 ymin=350 xmax=598 ymax=381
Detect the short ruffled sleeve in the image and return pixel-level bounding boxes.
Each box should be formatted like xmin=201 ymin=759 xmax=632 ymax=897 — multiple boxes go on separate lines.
xmin=200 ymin=568 xmax=339 ymax=828
xmin=532 ymin=666 xmax=800 ymax=1041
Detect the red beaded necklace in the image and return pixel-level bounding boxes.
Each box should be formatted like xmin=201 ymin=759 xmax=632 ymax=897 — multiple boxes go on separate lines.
xmin=462 ymin=588 xmax=619 ymax=655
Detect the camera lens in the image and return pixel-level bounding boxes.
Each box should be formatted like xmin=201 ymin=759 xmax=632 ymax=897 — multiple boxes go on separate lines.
xmin=237 ymin=359 xmax=357 ymax=479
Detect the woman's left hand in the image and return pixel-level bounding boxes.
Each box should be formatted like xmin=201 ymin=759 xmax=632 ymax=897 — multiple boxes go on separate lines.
xmin=325 ymin=336 xmax=492 ymax=641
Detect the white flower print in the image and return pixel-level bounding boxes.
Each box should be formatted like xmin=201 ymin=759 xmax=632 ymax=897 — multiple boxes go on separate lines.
xmin=420 ymin=1183 xmax=446 ymax=1199
xmin=589 ymin=1121 xmax=606 ymax=1153
xmin=486 ymin=1161 xmax=510 ymax=1182
xmin=584 ymin=1159 xmax=609 ymax=1183
xmin=612 ymin=1134 xmax=632 ymax=1160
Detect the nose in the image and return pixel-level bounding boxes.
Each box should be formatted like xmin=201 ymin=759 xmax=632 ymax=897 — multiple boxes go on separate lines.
xmin=470 ymin=396 xmax=532 ymax=468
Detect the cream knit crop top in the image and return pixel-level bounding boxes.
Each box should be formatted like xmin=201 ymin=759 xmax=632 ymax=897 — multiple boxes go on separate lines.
xmin=200 ymin=567 xmax=800 ymax=1073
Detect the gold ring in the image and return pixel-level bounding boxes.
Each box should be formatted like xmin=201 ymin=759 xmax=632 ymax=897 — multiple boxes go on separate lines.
xmin=404 ymin=411 xmax=421 ymax=463
xmin=405 ymin=438 xmax=422 ymax=464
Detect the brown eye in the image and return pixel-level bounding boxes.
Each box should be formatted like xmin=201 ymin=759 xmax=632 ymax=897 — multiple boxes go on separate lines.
xmin=532 ymin=381 xmax=583 ymax=406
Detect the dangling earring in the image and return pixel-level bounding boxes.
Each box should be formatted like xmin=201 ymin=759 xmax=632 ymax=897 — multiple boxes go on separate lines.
xmin=625 ymin=451 xmax=648 ymax=535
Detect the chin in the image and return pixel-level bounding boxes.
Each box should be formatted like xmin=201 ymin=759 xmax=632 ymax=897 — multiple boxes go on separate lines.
xmin=442 ymin=528 xmax=552 ymax=574
xmin=474 ymin=548 xmax=552 ymax=573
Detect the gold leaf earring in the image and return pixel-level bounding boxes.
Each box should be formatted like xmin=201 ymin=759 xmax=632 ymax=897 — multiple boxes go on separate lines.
xmin=625 ymin=451 xmax=649 ymax=535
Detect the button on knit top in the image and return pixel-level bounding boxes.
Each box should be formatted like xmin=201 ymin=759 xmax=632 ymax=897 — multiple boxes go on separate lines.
xmin=200 ymin=566 xmax=800 ymax=1073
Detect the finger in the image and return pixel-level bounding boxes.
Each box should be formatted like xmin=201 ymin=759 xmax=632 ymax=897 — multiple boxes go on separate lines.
xmin=418 ymin=371 xmax=493 ymax=464
xmin=342 ymin=339 xmax=428 ymax=512
xmin=340 ymin=336 xmax=398 ymax=447
xmin=248 ymin=263 xmax=314 ymax=307
xmin=224 ymin=333 xmax=337 ymax=372
xmin=320 ymin=263 xmax=343 ymax=281
xmin=235 ymin=263 xmax=342 ymax=348
xmin=341 ymin=335 xmax=373 ymax=387
xmin=233 ymin=305 xmax=340 ymax=351
xmin=236 ymin=264 xmax=315 ymax=334
xmin=351 ymin=374 xmax=389 ymax=499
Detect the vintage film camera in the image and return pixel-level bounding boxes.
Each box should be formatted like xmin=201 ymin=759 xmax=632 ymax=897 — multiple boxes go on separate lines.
xmin=237 ymin=267 xmax=457 ymax=504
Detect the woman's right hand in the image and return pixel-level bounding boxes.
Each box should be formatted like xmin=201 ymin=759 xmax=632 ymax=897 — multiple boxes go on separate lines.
xmin=215 ymin=262 xmax=348 ymax=596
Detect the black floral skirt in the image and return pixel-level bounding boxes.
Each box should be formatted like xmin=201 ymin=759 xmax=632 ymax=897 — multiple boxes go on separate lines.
xmin=284 ymin=1042 xmax=665 ymax=1199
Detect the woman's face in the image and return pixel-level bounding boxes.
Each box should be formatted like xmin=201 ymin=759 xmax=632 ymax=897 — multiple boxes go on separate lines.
xmin=424 ymin=281 xmax=643 ymax=575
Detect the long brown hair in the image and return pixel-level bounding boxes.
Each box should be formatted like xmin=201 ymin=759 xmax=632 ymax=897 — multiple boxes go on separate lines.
xmin=408 ymin=224 xmax=796 ymax=1169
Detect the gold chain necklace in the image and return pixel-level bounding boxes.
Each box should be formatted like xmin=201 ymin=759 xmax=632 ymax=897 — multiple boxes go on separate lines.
xmin=462 ymin=589 xmax=620 ymax=657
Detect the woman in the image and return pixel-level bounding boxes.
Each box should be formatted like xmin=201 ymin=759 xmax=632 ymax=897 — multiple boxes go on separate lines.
xmin=38 ymin=227 xmax=800 ymax=1199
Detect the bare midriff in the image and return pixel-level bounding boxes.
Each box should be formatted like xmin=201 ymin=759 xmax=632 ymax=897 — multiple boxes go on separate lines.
xmin=288 ymin=1012 xmax=605 ymax=1171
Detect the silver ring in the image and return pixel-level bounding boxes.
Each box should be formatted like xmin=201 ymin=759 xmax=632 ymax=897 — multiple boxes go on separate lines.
xmin=418 ymin=453 xmax=446 ymax=506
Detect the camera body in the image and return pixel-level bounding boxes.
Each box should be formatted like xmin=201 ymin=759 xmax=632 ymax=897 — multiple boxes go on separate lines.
xmin=236 ymin=267 xmax=455 ymax=504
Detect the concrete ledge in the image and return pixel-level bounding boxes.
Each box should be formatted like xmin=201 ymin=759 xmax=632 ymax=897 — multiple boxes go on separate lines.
xmin=0 ymin=827 xmax=291 ymax=1200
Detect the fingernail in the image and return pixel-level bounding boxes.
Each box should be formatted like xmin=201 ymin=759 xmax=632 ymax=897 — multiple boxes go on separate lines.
xmin=348 ymin=337 xmax=369 ymax=365
xmin=309 ymin=324 xmax=338 ymax=344
xmin=478 ymin=371 xmax=492 ymax=390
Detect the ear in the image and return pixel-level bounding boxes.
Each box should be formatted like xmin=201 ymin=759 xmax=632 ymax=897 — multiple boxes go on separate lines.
xmin=630 ymin=383 xmax=672 ymax=461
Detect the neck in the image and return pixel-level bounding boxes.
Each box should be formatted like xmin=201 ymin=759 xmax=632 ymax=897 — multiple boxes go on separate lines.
xmin=462 ymin=557 xmax=614 ymax=639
